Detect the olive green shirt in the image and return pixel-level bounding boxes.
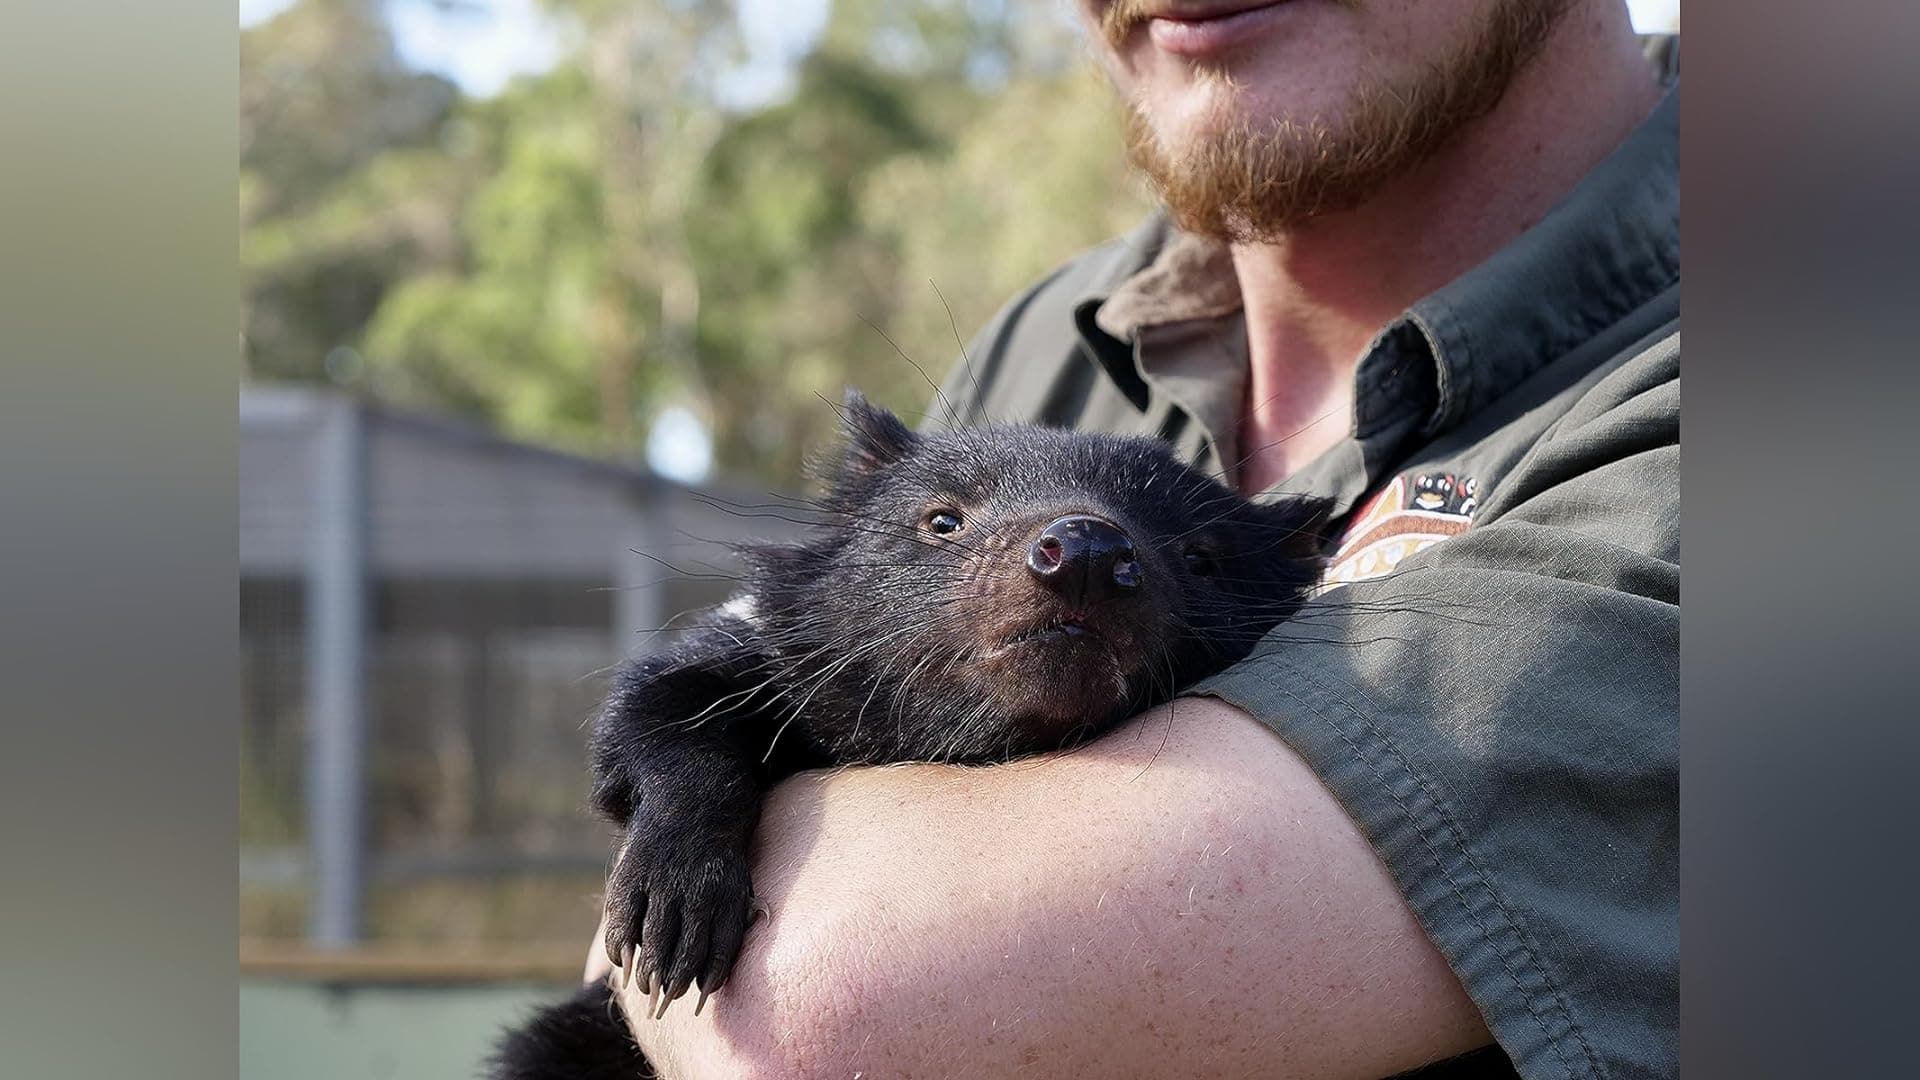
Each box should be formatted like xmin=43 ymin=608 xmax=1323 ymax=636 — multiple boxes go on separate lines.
xmin=929 ymin=77 xmax=1679 ymax=1080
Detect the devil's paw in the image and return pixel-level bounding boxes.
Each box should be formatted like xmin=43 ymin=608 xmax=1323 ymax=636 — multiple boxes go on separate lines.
xmin=603 ymin=828 xmax=756 ymax=1019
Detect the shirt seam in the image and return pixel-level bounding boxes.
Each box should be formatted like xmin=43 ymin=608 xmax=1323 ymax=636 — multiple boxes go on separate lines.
xmin=1198 ymin=656 xmax=1610 ymax=1080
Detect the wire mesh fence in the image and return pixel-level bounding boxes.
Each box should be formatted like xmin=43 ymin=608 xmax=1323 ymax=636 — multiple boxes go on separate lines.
xmin=239 ymin=388 xmax=802 ymax=951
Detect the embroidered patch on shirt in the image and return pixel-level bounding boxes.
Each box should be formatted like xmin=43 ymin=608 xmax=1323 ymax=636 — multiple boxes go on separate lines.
xmin=1321 ymin=473 xmax=1478 ymax=589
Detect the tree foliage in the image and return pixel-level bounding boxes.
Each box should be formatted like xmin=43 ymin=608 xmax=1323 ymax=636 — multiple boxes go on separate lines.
xmin=241 ymin=0 xmax=1149 ymax=482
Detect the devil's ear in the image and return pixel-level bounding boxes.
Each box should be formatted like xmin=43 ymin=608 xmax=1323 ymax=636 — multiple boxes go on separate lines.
xmin=839 ymin=388 xmax=919 ymax=474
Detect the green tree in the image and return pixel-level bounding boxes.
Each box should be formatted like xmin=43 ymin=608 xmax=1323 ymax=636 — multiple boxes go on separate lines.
xmin=241 ymin=0 xmax=462 ymax=380
xmin=360 ymin=0 xmax=744 ymax=456
xmin=681 ymin=49 xmax=944 ymax=478
xmin=241 ymin=0 xmax=1151 ymax=483
xmin=361 ymin=67 xmax=627 ymax=446
xmin=860 ymin=66 xmax=1151 ymax=393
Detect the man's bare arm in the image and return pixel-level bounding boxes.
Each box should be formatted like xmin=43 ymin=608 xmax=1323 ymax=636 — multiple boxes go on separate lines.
xmin=606 ymin=696 xmax=1492 ymax=1078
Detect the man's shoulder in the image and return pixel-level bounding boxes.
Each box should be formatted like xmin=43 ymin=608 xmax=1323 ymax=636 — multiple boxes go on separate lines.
xmin=1549 ymin=289 xmax=1680 ymax=440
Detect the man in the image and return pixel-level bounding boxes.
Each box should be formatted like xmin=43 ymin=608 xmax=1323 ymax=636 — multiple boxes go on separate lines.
xmin=593 ymin=1 xmax=1678 ymax=1076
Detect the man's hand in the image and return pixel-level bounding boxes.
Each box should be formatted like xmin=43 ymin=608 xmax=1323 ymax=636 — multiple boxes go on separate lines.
xmin=604 ymin=696 xmax=1492 ymax=1078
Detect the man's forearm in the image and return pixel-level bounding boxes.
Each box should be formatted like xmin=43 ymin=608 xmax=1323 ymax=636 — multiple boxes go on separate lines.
xmin=613 ymin=696 xmax=1491 ymax=1078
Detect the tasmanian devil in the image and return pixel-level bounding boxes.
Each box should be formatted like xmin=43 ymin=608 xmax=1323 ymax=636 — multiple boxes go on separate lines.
xmin=488 ymin=391 xmax=1329 ymax=1079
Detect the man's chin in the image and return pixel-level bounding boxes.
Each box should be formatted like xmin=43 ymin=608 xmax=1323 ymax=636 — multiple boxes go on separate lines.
xmin=1133 ymin=62 xmax=1242 ymax=126
xmin=1116 ymin=0 xmax=1581 ymax=240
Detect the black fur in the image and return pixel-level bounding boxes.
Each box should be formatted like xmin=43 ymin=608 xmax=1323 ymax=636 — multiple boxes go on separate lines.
xmin=487 ymin=982 xmax=652 ymax=1080
xmin=489 ymin=392 xmax=1329 ymax=1077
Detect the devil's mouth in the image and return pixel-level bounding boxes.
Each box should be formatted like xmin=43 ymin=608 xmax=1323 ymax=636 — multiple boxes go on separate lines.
xmin=1003 ymin=616 xmax=1094 ymax=647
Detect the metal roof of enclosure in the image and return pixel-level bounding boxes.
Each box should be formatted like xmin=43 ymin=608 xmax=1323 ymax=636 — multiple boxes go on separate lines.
xmin=241 ymin=385 xmax=799 ymax=580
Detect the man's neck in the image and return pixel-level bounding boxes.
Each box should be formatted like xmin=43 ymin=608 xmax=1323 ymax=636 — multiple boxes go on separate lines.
xmin=1232 ymin=5 xmax=1662 ymax=493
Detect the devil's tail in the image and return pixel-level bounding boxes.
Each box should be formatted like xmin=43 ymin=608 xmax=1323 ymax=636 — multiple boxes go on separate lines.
xmin=486 ymin=980 xmax=654 ymax=1080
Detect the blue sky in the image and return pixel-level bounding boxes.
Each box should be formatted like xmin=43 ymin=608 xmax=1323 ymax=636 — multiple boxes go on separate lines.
xmin=242 ymin=0 xmax=1677 ymax=104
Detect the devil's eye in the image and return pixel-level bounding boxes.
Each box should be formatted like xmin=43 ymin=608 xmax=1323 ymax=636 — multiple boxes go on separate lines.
xmin=926 ymin=510 xmax=964 ymax=535
xmin=1183 ymin=547 xmax=1220 ymax=576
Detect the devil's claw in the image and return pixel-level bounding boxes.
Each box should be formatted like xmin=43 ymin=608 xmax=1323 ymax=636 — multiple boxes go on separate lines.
xmin=603 ymin=835 xmax=755 ymax=1018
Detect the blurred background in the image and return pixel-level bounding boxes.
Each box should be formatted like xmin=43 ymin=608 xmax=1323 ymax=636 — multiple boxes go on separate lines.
xmin=237 ymin=0 xmax=1677 ymax=1075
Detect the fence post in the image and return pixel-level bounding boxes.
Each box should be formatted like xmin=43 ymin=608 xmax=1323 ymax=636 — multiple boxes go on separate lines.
xmin=306 ymin=397 xmax=370 ymax=947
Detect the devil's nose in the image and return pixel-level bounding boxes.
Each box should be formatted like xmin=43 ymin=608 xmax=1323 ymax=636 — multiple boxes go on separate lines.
xmin=1026 ymin=515 xmax=1142 ymax=604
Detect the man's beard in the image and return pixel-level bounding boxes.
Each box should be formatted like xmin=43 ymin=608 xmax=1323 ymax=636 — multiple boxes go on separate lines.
xmin=1116 ymin=0 xmax=1577 ymax=242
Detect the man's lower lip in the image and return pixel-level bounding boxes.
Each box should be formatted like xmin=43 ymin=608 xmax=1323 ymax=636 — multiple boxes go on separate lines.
xmin=1147 ymin=1 xmax=1294 ymax=58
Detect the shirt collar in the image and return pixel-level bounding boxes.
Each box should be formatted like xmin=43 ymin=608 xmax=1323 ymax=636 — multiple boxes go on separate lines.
xmin=1402 ymin=83 xmax=1679 ymax=435
xmin=1072 ymin=80 xmax=1680 ymax=444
